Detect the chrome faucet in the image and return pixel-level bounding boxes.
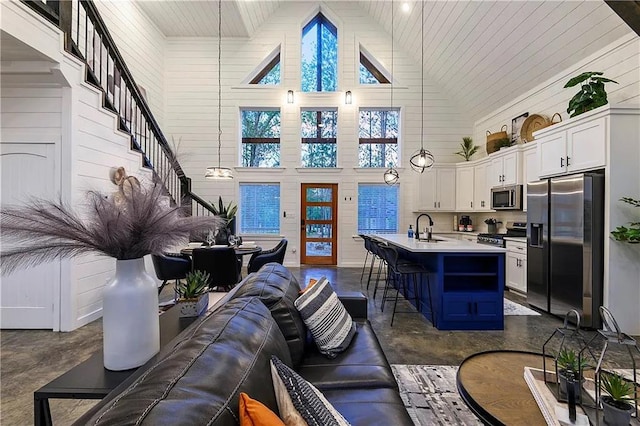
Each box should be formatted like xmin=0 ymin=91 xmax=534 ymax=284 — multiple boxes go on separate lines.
xmin=415 ymin=213 xmax=434 ymax=241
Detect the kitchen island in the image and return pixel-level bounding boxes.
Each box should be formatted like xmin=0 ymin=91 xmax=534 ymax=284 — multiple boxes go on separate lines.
xmin=373 ymin=234 xmax=506 ymax=330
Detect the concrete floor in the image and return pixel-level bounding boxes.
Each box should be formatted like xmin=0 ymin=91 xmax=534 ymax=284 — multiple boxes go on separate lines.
xmin=0 ymin=266 xmax=632 ymax=425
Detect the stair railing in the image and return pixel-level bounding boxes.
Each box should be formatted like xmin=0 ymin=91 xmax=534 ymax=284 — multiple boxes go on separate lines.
xmin=21 ymin=0 xmax=216 ymax=217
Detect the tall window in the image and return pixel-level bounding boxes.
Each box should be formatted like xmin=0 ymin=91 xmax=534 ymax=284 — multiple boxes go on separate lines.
xmin=241 ymin=109 xmax=280 ymax=167
xmin=358 ymin=109 xmax=399 ymax=168
xmin=301 ymin=13 xmax=337 ymax=92
xmin=301 ymin=109 xmax=337 ymax=168
xmin=358 ymin=184 xmax=399 ymax=234
xmin=240 ymin=183 xmax=280 ymax=234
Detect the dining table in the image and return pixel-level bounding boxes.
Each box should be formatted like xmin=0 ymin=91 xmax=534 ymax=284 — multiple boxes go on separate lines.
xmin=180 ymin=245 xmax=262 ymax=257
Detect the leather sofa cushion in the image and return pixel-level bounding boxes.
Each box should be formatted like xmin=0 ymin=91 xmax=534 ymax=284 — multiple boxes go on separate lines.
xmin=297 ymin=320 xmax=397 ymax=390
xmin=86 ymin=297 xmax=292 ymax=426
xmin=233 ymin=263 xmax=307 ymax=367
xmin=322 ymin=387 xmax=414 ymax=426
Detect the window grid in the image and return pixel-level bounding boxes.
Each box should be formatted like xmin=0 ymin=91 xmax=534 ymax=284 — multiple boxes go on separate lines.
xmin=358 ymin=109 xmax=399 ymax=168
xmin=241 ymin=109 xmax=281 ymax=167
xmin=358 ymin=184 xmax=399 ymax=234
xmin=301 ymin=110 xmax=338 ymax=168
xmin=240 ymin=183 xmax=281 ymax=234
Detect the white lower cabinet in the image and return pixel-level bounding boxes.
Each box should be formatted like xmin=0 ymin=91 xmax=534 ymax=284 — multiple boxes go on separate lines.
xmin=505 ymin=240 xmax=527 ymax=294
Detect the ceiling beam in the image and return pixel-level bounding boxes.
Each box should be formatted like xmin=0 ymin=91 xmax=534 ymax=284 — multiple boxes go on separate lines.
xmin=605 ymin=1 xmax=640 ymax=36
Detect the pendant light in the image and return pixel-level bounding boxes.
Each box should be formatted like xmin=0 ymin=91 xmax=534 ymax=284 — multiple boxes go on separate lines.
xmin=409 ymin=0 xmax=434 ymax=173
xmin=383 ymin=0 xmax=399 ymax=186
xmin=206 ymin=0 xmax=233 ymax=180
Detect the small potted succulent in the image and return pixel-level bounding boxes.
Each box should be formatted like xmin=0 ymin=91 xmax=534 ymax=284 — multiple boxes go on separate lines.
xmin=600 ymin=371 xmax=637 ymax=425
xmin=557 ymin=348 xmax=590 ymax=402
xmin=176 ymin=270 xmax=210 ymax=318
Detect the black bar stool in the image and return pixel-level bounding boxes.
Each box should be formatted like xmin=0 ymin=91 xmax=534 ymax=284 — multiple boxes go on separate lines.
xmin=359 ymin=234 xmax=372 ymax=285
xmin=378 ymin=244 xmax=436 ymax=327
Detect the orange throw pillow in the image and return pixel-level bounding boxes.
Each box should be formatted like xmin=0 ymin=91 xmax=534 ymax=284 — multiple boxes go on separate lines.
xmin=239 ymin=392 xmax=285 ymax=426
xmin=299 ymin=278 xmax=318 ymax=295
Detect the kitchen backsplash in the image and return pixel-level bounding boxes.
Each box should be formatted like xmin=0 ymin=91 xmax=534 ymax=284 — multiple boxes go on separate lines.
xmin=411 ymin=211 xmax=526 ymax=234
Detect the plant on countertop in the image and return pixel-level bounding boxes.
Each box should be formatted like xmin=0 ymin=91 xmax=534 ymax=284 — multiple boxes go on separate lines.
xmin=177 ymin=270 xmax=210 ymax=300
xmin=455 ymin=137 xmax=479 ymax=161
xmin=564 ymin=71 xmax=618 ymax=118
xmin=495 ymin=137 xmax=514 ymax=150
xmin=610 ymin=197 xmax=640 ymax=243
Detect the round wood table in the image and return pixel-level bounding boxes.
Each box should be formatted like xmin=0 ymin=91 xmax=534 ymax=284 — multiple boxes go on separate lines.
xmin=457 ymin=350 xmax=550 ymax=426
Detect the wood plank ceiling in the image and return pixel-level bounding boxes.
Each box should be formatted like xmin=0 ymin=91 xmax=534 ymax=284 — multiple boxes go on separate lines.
xmin=135 ymin=0 xmax=633 ymax=121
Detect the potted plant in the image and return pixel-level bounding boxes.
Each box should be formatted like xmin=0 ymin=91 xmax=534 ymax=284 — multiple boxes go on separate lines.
xmin=564 ymin=71 xmax=618 ymax=118
xmin=600 ymin=371 xmax=637 ymax=425
xmin=209 ymin=196 xmax=238 ymax=245
xmin=176 ymin=270 xmax=210 ymax=318
xmin=611 ymin=197 xmax=640 ymax=243
xmin=557 ymin=348 xmax=590 ymax=401
xmin=455 ymin=137 xmax=478 ymax=161
xmin=495 ymin=137 xmax=514 ymax=150
xmin=0 ymin=167 xmax=222 ymax=370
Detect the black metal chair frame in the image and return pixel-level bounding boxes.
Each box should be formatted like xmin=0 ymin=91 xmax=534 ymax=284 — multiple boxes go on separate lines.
xmin=247 ymin=239 xmax=287 ymax=274
xmin=151 ymin=252 xmax=191 ymax=295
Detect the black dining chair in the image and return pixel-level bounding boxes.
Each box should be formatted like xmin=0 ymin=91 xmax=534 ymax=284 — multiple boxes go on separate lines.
xmin=247 ymin=239 xmax=287 ymax=274
xmin=151 ymin=253 xmax=192 ymax=295
xmin=192 ymin=247 xmax=242 ymax=291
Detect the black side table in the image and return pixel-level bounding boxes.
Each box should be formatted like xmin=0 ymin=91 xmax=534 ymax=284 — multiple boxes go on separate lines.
xmin=34 ymin=306 xmax=195 ymax=426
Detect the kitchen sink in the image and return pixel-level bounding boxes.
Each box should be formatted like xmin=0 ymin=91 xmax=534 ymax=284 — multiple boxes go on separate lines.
xmin=415 ymin=238 xmax=447 ymax=243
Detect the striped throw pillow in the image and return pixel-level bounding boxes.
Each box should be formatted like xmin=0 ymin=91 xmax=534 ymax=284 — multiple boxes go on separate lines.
xmin=270 ymin=356 xmax=350 ymax=426
xmin=294 ymin=276 xmax=356 ymax=358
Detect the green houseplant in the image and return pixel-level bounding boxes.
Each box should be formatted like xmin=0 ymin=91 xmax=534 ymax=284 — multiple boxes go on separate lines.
xmin=557 ymin=348 xmax=590 ymax=401
xmin=600 ymin=371 xmax=637 ymax=425
xmin=176 ymin=270 xmax=210 ymax=318
xmin=455 ymin=137 xmax=479 ymax=161
xmin=209 ymin=196 xmax=238 ymax=245
xmin=564 ymin=71 xmax=618 ymax=118
xmin=611 ymin=197 xmax=640 ymax=243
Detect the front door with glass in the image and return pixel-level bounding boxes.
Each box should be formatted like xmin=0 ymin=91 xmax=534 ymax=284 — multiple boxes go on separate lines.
xmin=300 ymin=184 xmax=337 ymax=265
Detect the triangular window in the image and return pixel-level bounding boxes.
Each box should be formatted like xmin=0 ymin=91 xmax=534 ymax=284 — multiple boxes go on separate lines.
xmin=246 ymin=46 xmax=281 ymax=85
xmin=359 ymin=48 xmax=390 ymax=85
xmin=301 ymin=13 xmax=338 ymax=92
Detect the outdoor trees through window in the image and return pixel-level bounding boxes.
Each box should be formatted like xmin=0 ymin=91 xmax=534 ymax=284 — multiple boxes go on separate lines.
xmin=301 ymin=109 xmax=337 ymax=167
xmin=359 ymin=109 xmax=398 ymax=168
xmin=358 ymin=184 xmax=399 ymax=234
xmin=301 ymin=13 xmax=337 ymax=92
xmin=241 ymin=109 xmax=280 ymax=167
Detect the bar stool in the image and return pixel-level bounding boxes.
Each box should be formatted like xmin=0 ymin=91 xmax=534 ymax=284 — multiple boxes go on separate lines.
xmin=359 ymin=234 xmax=372 ymax=285
xmin=378 ymin=244 xmax=436 ymax=327
xmin=364 ymin=236 xmax=383 ymax=291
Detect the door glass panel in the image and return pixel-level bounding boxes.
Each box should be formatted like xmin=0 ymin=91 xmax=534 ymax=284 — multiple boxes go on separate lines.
xmin=305 ymin=242 xmax=332 ymax=256
xmin=306 ymin=188 xmax=332 ymax=202
xmin=306 ymin=224 xmax=332 ymax=238
xmin=306 ymin=206 xmax=332 ymax=220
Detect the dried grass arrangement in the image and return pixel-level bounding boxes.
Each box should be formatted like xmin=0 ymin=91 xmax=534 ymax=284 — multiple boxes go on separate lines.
xmin=0 ymin=173 xmax=222 ymax=275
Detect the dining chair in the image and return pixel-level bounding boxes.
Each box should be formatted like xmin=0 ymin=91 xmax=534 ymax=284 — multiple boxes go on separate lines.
xmin=191 ymin=247 xmax=242 ymax=291
xmin=151 ymin=253 xmax=192 ymax=295
xmin=247 ymin=239 xmax=287 ymax=274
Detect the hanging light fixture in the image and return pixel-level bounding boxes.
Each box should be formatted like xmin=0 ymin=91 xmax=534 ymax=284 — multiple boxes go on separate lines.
xmin=206 ymin=0 xmax=233 ymax=180
xmin=409 ymin=0 xmax=434 ymax=173
xmin=383 ymin=0 xmax=399 ymax=186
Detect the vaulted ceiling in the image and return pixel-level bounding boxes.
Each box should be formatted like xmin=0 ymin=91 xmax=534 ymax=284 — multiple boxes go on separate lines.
xmin=136 ymin=1 xmax=634 ymax=121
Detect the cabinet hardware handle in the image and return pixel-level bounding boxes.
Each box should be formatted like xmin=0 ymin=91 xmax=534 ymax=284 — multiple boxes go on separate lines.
xmin=560 ymin=157 xmax=564 ymax=167
xmin=566 ymin=156 xmax=570 ymax=166
xmin=470 ymin=201 xmax=473 ymax=208
xmin=434 ymin=202 xmax=437 ymax=208
xmin=438 ymin=202 xmax=441 ymax=208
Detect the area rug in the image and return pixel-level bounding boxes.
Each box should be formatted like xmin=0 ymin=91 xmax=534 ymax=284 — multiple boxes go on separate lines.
xmin=504 ymin=298 xmax=541 ymax=316
xmin=392 ymin=364 xmax=482 ymax=425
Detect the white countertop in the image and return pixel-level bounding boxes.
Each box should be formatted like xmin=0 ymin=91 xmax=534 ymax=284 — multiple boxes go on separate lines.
xmin=373 ymin=234 xmax=506 ymax=253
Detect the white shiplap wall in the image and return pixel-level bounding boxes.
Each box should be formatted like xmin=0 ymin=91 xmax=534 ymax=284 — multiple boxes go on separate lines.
xmin=94 ymin=0 xmax=166 ymax=128
xmin=163 ymin=1 xmax=473 ymax=267
xmin=473 ymin=33 xmax=640 ymax=154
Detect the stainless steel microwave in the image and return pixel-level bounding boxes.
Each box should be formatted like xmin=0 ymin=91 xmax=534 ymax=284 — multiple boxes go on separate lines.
xmin=491 ymin=185 xmax=523 ymax=210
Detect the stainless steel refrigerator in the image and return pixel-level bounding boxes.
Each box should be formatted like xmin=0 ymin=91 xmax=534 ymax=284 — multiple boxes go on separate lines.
xmin=526 ymin=173 xmax=604 ymax=328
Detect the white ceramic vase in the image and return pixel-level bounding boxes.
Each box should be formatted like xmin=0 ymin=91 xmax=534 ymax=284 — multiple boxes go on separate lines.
xmin=102 ymin=258 xmax=160 ymax=371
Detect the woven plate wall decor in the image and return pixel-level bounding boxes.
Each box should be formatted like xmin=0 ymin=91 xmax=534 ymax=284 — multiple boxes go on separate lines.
xmin=520 ymin=113 xmax=562 ymax=143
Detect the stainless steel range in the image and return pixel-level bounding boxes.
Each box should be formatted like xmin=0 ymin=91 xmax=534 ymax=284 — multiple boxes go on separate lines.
xmin=476 ymin=222 xmax=526 ymax=247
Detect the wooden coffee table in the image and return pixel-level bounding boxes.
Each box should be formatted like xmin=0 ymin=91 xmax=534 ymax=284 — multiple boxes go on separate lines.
xmin=457 ymin=350 xmax=550 ymax=425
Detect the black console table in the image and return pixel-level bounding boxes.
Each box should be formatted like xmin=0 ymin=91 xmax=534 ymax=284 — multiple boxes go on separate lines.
xmin=34 ymin=306 xmax=195 ymax=426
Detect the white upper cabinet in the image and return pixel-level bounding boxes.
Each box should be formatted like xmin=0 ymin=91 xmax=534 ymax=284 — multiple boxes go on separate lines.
xmin=536 ymin=111 xmax=606 ymax=178
xmin=488 ymin=147 xmax=520 ymax=187
xmin=473 ymin=160 xmax=492 ymax=211
xmin=456 ymin=166 xmax=475 ymax=211
xmin=416 ymin=166 xmax=456 ymax=211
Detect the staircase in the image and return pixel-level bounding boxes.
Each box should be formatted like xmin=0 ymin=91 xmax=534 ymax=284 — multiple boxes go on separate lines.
xmin=20 ymin=0 xmax=214 ymax=216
